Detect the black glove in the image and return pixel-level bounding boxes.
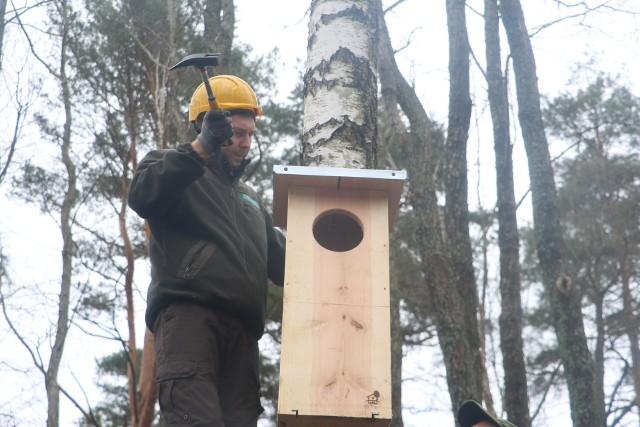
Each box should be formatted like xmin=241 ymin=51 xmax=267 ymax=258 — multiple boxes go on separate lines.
xmin=197 ymin=110 xmax=233 ymax=154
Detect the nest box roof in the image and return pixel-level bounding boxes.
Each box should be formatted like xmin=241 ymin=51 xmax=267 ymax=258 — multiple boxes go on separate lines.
xmin=272 ymin=165 xmax=407 ymax=229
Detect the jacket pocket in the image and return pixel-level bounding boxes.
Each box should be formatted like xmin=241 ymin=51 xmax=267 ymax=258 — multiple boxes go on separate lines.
xmin=177 ymin=240 xmax=217 ymax=279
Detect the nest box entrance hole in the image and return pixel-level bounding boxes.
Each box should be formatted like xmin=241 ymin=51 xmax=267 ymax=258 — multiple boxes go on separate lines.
xmin=312 ymin=209 xmax=363 ymax=252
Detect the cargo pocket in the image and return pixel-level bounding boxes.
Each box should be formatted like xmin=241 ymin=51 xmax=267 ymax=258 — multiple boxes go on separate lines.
xmin=156 ymin=360 xmax=198 ymax=425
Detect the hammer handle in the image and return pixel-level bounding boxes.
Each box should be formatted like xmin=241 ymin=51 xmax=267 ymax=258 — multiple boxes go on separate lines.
xmin=198 ymin=68 xmax=221 ymax=110
xmin=198 ymin=67 xmax=230 ymax=146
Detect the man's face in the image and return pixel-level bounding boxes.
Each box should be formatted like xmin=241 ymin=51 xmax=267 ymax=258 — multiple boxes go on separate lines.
xmin=472 ymin=422 xmax=498 ymax=427
xmin=221 ymin=114 xmax=256 ymax=168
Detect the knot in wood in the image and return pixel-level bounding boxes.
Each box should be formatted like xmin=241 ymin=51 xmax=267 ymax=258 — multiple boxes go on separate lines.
xmin=555 ymin=275 xmax=572 ymax=294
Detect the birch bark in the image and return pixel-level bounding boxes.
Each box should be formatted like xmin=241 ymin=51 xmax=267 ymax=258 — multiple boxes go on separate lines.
xmin=303 ymin=0 xmax=378 ymax=168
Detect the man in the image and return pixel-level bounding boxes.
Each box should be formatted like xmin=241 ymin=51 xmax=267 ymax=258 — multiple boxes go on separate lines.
xmin=457 ymin=400 xmax=519 ymax=427
xmin=128 ymin=75 xmax=286 ymax=427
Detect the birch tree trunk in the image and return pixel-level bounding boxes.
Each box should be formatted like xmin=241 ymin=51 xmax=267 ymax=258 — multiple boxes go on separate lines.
xmin=483 ymin=0 xmax=530 ymax=425
xmin=303 ymin=0 xmax=378 ymax=169
xmin=499 ymin=1 xmax=602 ymax=425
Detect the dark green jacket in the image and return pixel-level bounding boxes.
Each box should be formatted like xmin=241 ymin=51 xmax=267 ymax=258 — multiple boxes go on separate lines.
xmin=128 ymin=143 xmax=286 ymax=338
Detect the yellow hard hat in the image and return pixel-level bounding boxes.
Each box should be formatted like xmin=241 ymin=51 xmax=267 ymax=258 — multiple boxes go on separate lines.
xmin=188 ymin=75 xmax=263 ymax=122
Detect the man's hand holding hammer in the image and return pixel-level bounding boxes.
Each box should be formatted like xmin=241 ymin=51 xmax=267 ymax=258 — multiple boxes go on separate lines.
xmin=196 ymin=109 xmax=233 ymax=156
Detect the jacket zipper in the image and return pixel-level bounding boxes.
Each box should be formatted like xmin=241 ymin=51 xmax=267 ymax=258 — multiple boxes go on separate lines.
xmin=230 ymin=187 xmax=249 ymax=269
xmin=184 ymin=243 xmax=207 ymax=279
xmin=214 ymin=162 xmax=248 ymax=267
xmin=230 ymin=185 xmax=261 ymax=304
xmin=213 ymin=158 xmax=259 ymax=299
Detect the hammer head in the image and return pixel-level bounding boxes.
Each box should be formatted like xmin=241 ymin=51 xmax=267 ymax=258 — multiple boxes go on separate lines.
xmin=170 ymin=53 xmax=220 ymax=70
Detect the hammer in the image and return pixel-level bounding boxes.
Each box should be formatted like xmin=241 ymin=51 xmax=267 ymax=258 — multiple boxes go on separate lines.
xmin=170 ymin=53 xmax=222 ymax=110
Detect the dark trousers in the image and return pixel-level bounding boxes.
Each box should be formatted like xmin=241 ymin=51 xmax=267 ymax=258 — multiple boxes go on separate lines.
xmin=154 ymin=302 xmax=263 ymax=427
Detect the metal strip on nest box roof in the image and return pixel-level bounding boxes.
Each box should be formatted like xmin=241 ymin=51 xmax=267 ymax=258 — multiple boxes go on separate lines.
xmin=272 ymin=165 xmax=406 ymax=229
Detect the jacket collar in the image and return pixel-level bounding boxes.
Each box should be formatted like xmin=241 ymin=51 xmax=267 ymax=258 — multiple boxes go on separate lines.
xmin=206 ymin=152 xmax=251 ymax=184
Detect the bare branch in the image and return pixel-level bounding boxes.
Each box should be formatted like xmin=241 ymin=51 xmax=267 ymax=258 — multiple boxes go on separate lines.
xmin=470 ymin=45 xmax=487 ymax=82
xmin=9 ymin=0 xmax=59 ymax=77
xmin=530 ymin=362 xmax=562 ymax=423
xmin=393 ymin=26 xmax=423 ymax=55
xmin=58 ymin=378 xmax=100 ymax=427
xmin=383 ymin=0 xmax=407 ymax=15
xmin=529 ymin=1 xmax=640 ymax=37
xmin=0 ymin=108 xmax=21 ymax=184
xmin=0 ymin=282 xmax=47 ymax=375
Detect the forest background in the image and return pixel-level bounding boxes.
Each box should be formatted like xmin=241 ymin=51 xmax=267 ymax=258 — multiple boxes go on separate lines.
xmin=0 ymin=0 xmax=639 ymax=426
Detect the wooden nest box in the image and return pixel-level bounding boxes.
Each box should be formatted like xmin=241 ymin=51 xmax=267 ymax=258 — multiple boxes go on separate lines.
xmin=273 ymin=165 xmax=406 ymax=427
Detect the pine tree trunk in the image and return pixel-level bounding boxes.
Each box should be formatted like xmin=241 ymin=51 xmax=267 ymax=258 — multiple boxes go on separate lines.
xmin=376 ymin=0 xmax=483 ymax=421
xmin=135 ymin=328 xmax=157 ymax=427
xmin=593 ymin=291 xmax=606 ymax=420
xmin=129 ymin=0 xmax=181 ymax=149
xmin=204 ymin=0 xmax=235 ymax=73
xmin=122 ymin=172 xmax=140 ymax=425
xmin=375 ymin=7 xmax=404 ymax=424
xmin=389 ymin=245 xmax=404 ymax=427
xmin=483 ymin=0 xmax=530 ymax=425
xmin=621 ymin=257 xmax=640 ymax=408
xmin=303 ymin=0 xmax=378 ymax=168
xmin=499 ymin=1 xmax=602 ymax=425
xmin=0 ymin=0 xmax=6 ymax=72
xmin=47 ymin=2 xmax=74 ymax=425
xmin=444 ymin=0 xmax=485 ymax=405
xmin=132 ymin=220 xmax=156 ymax=427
